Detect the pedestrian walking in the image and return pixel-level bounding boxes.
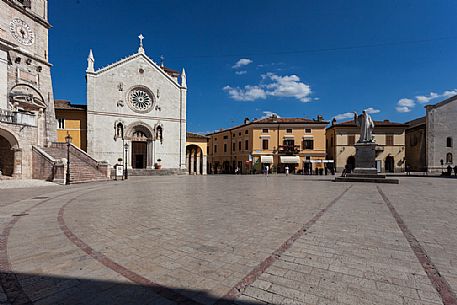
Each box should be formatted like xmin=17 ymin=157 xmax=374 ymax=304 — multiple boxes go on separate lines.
xmin=454 ymin=165 xmax=457 ymax=176
xmin=285 ymin=166 xmax=289 ymax=176
xmin=265 ymin=165 xmax=269 ymax=177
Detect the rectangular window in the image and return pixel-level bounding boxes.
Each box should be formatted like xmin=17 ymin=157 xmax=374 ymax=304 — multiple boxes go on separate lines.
xmin=245 ymin=140 xmax=249 ymax=150
xmin=245 ymin=130 xmax=249 ymax=134
xmin=348 ymin=135 xmax=355 ymax=145
xmin=262 ymin=129 xmax=269 ymax=133
xmin=386 ymin=135 xmax=394 ymax=146
xmin=303 ymin=140 xmax=314 ymax=150
xmin=224 ymin=144 xmax=227 ymax=152
xmin=214 ymin=145 xmax=217 ymax=153
xmin=57 ymin=118 xmax=65 ymax=129
xmin=239 ymin=141 xmax=241 ymax=151
xmin=286 ymin=128 xmax=293 ymax=133
xmin=233 ymin=143 xmax=236 ymax=151
xmin=223 ymin=135 xmax=228 ymax=140
xmin=305 ymin=128 xmax=312 ymax=134
xmin=262 ymin=139 xmax=269 ymax=150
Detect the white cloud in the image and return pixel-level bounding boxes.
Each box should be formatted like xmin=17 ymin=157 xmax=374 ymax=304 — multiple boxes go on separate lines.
xmin=334 ymin=112 xmax=354 ymax=121
xmin=415 ymin=89 xmax=457 ymax=104
xmin=396 ymin=106 xmax=412 ymax=113
xmin=235 ymin=70 xmax=247 ymax=75
xmin=223 ymin=85 xmax=267 ymax=101
xmin=416 ymin=92 xmax=438 ymax=104
xmin=260 ymin=111 xmax=281 ymax=119
xmin=442 ymin=89 xmax=457 ymax=98
xmin=223 ymin=72 xmax=313 ymax=103
xmin=263 ymin=73 xmax=312 ymax=102
xmin=398 ymin=98 xmax=415 ymax=107
xmin=364 ymin=107 xmax=380 ymax=114
xmin=396 ymin=98 xmax=415 ymax=113
xmin=232 ymin=58 xmax=253 ymax=69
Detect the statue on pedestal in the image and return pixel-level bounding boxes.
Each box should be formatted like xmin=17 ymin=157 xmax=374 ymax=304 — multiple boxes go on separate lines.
xmin=354 ymin=111 xmax=375 ymax=143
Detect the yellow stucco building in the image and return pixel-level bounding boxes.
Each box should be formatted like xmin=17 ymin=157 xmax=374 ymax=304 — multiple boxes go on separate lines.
xmin=54 ymin=100 xmax=87 ymax=151
xmin=207 ymin=115 xmax=329 ymax=174
xmin=186 ymin=132 xmax=209 ymax=175
xmin=326 ymin=119 xmax=407 ymax=173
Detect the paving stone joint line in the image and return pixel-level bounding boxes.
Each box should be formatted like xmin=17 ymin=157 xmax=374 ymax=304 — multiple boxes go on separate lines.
xmin=377 ymin=186 xmax=457 ymax=305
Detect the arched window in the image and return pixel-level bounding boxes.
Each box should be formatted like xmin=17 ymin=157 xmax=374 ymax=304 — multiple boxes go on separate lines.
xmin=447 ymin=137 xmax=453 ymax=148
xmin=447 ymin=153 xmax=453 ymax=164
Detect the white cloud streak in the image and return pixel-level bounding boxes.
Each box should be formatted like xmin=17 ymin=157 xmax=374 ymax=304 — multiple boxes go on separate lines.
xmin=364 ymin=107 xmax=380 ymax=114
xmin=334 ymin=112 xmax=354 ymax=121
xmin=232 ymin=59 xmax=253 ymax=69
xmin=397 ymin=89 xmax=457 ymax=113
xmin=223 ymin=85 xmax=267 ymax=101
xmin=235 ymin=70 xmax=247 ymax=75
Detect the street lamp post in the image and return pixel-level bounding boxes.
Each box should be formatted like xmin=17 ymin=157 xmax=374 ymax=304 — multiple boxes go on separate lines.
xmin=124 ymin=143 xmax=129 ymax=180
xmin=65 ymin=133 xmax=72 ymax=185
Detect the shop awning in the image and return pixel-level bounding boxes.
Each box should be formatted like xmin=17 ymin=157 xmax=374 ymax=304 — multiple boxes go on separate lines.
xmin=260 ymin=156 xmax=274 ymax=164
xmin=280 ymin=156 xmax=300 ymax=164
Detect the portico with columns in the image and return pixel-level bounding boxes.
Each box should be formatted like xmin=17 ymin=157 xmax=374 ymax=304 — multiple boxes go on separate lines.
xmin=186 ymin=132 xmax=208 ymax=175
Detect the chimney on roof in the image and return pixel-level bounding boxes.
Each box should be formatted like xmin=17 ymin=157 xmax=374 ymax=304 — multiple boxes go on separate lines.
xmin=316 ymin=115 xmax=323 ymax=122
xmin=271 ymin=114 xmax=278 ymax=119
xmin=244 ymin=117 xmax=250 ymax=125
xmin=332 ymin=118 xmax=337 ymax=125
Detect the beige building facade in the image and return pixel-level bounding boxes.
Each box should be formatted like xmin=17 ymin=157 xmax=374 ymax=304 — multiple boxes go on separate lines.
xmin=207 ymin=116 xmax=329 ymax=174
xmin=326 ymin=120 xmax=407 ymax=173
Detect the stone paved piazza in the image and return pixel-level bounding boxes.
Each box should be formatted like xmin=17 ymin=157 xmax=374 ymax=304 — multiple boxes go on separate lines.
xmin=0 ymin=176 xmax=456 ymax=305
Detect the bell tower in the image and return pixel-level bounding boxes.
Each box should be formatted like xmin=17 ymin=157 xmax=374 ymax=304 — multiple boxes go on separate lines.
xmin=0 ymin=0 xmax=56 ymax=144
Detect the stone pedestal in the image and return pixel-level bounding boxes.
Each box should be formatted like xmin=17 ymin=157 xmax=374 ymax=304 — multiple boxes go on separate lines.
xmin=335 ymin=141 xmax=399 ymax=184
xmin=354 ymin=142 xmax=377 ymax=174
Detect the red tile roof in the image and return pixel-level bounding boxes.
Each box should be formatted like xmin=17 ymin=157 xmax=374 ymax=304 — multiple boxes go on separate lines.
xmin=54 ymin=100 xmax=86 ymax=111
xmin=329 ymin=119 xmax=407 ymax=128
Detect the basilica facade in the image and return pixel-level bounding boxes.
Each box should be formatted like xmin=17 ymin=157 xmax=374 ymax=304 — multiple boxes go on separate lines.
xmin=0 ymin=0 xmax=56 ymax=179
xmin=86 ymin=37 xmax=187 ymax=172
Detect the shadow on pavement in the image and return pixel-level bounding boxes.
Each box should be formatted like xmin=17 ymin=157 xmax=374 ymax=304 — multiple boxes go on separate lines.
xmin=0 ymin=272 xmax=269 ymax=305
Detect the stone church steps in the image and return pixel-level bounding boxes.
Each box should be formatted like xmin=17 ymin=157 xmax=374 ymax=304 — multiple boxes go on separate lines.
xmin=41 ymin=144 xmax=109 ymax=183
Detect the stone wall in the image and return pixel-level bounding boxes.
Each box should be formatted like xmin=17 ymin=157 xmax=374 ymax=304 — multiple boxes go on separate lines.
xmin=426 ymin=99 xmax=457 ymax=173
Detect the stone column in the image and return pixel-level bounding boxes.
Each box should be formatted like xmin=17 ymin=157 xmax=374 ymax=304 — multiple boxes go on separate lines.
xmin=202 ymin=155 xmax=207 ymax=175
xmin=190 ymin=149 xmax=195 ymax=175
xmin=12 ymin=148 xmax=22 ymax=178
xmin=147 ymin=141 xmax=153 ymax=169
xmin=196 ymin=150 xmax=201 ymax=175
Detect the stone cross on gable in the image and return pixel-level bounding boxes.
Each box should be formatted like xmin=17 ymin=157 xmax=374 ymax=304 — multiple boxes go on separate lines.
xmin=138 ymin=34 xmax=145 ymax=54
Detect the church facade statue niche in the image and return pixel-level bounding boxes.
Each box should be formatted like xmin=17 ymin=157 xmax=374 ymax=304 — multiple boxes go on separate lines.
xmin=114 ymin=121 xmax=124 ymax=141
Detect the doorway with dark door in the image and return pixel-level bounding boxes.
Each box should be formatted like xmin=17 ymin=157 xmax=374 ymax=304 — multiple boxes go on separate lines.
xmin=385 ymin=156 xmax=395 ymax=173
xmin=132 ymin=141 xmax=147 ymax=169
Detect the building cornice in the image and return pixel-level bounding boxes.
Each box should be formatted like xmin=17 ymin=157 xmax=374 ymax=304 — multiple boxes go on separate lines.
xmin=3 ymin=0 xmax=51 ymax=29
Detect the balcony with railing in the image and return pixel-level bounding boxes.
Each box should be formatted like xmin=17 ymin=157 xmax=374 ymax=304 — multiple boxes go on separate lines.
xmin=278 ymin=145 xmax=301 ymax=155
xmin=0 ymin=109 xmax=37 ymax=127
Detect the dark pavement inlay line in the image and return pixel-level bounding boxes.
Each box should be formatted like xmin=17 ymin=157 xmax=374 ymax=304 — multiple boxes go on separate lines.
xmin=377 ymin=186 xmax=457 ymax=305
xmin=215 ymin=185 xmax=353 ymax=305
xmin=58 ymin=197 xmax=203 ymax=305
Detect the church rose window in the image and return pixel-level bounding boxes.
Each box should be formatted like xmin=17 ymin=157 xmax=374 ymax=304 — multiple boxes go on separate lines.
xmin=128 ymin=87 xmax=154 ymax=112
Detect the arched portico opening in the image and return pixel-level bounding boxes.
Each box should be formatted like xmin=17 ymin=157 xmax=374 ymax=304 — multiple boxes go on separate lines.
xmin=0 ymin=129 xmax=20 ymax=177
xmin=186 ymin=144 xmax=204 ymax=175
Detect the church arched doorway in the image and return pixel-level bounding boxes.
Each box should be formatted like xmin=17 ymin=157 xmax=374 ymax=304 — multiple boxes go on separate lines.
xmin=127 ymin=124 xmax=154 ymax=169
xmin=0 ymin=129 xmax=19 ymax=177
xmin=385 ymin=156 xmax=395 ymax=173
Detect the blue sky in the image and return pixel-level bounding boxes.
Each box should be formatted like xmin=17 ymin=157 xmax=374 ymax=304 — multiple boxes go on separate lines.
xmin=50 ymin=0 xmax=457 ymax=133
